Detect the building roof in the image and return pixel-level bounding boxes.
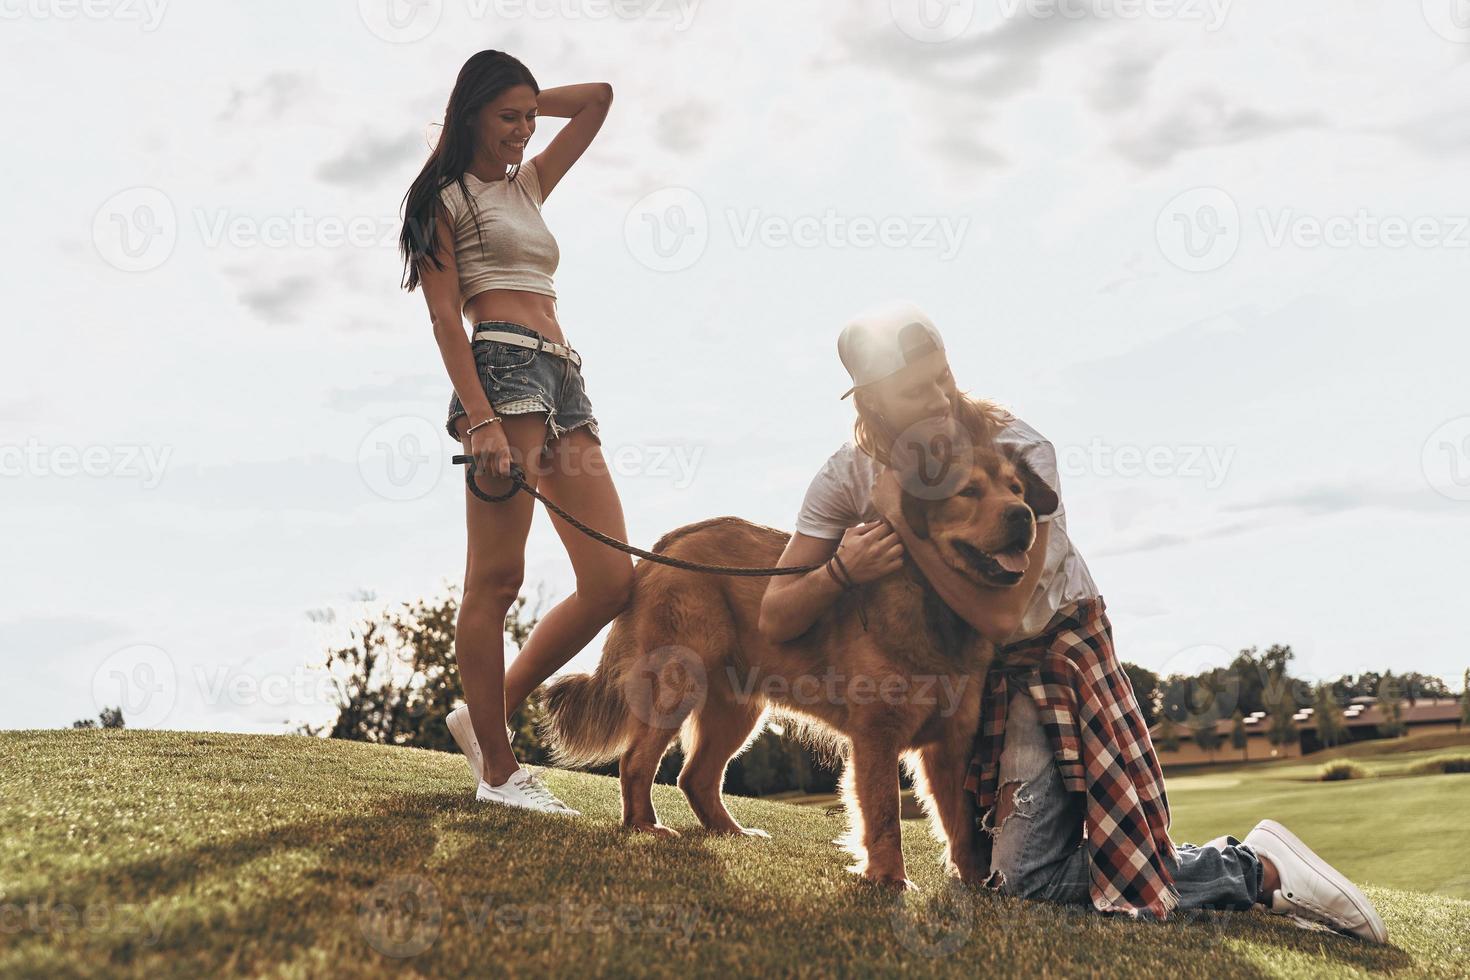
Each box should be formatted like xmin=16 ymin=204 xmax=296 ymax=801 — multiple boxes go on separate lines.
xmin=1148 ymin=696 xmax=1463 ymax=739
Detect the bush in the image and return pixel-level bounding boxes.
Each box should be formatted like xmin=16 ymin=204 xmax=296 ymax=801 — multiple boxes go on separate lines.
xmin=1408 ymin=754 xmax=1470 ymax=776
xmin=1319 ymin=760 xmax=1369 ymax=781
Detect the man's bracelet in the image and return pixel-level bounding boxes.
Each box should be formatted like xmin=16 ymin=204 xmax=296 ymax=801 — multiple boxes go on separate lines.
xmin=464 ymin=416 xmax=502 ymax=437
xmin=825 ymin=554 xmax=857 ymax=591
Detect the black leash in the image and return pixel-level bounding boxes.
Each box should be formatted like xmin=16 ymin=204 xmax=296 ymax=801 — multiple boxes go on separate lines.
xmin=451 ymin=455 xmax=830 ymax=579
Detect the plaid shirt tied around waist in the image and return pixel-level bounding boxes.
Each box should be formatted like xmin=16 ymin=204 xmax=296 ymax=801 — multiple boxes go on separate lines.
xmin=965 ymin=594 xmax=1182 ymax=919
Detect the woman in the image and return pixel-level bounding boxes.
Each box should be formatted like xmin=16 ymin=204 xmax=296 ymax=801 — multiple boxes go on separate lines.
xmin=757 ymin=302 xmax=1387 ymax=943
xmin=398 ymin=50 xmax=634 ymax=814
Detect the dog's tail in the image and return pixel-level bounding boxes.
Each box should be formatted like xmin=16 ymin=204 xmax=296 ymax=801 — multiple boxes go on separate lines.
xmin=541 ymin=618 xmax=638 ymax=767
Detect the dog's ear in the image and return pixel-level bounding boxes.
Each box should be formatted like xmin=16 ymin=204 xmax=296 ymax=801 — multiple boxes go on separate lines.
xmin=900 ymin=488 xmax=932 ymax=540
xmin=1012 ymin=453 xmax=1059 ymax=519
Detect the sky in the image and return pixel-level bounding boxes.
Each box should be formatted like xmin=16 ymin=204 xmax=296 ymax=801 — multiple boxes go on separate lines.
xmin=3 ymin=0 xmax=1467 ymax=733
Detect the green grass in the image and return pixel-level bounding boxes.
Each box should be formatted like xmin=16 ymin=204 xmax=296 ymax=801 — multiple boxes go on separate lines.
xmin=2 ymin=731 xmax=1468 ymax=978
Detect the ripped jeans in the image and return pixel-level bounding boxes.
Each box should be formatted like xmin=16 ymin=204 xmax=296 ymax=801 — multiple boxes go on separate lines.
xmin=983 ymin=689 xmax=1266 ymax=912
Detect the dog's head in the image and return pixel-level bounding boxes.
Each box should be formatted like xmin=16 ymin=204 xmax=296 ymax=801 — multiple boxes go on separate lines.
xmin=898 ymin=442 xmax=1059 ymax=588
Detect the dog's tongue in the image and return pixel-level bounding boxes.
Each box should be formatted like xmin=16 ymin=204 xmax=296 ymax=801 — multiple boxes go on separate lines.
xmin=994 ymin=550 xmax=1029 ymax=574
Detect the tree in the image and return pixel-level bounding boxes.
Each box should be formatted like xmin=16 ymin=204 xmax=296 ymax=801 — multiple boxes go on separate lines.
xmin=1231 ymin=709 xmax=1249 ymax=762
xmin=1122 ymin=662 xmax=1160 ymax=728
xmin=1191 ymin=718 xmax=1224 ymax=763
xmin=1154 ymin=714 xmax=1182 ymax=753
xmin=1266 ymin=702 xmax=1298 ymax=754
xmin=308 ymin=586 xmax=556 ymax=759
xmin=1312 ymin=683 xmax=1348 ymax=749
xmin=72 ymin=707 xmax=125 ymax=729
xmin=1460 ymin=669 xmax=1469 ymax=731
xmin=1377 ymin=673 xmax=1407 ymax=738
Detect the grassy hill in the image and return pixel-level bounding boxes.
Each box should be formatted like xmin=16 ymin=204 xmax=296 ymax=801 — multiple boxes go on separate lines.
xmin=2 ymin=730 xmax=1467 ymax=978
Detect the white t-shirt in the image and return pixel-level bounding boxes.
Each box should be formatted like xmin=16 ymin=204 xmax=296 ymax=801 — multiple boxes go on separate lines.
xmin=793 ymin=416 xmax=1098 ymax=643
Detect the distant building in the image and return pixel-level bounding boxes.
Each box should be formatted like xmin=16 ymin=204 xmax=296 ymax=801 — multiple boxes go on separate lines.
xmin=1148 ymin=696 xmax=1464 ymax=767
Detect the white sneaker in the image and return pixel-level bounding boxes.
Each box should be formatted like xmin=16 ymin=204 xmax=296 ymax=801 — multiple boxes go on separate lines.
xmin=1243 ymin=819 xmax=1388 ymax=944
xmin=476 ymin=767 xmax=580 ymax=815
xmin=446 ymin=705 xmax=513 ymax=784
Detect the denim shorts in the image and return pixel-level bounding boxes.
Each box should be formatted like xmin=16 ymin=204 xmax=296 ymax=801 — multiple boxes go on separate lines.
xmin=445 ymin=320 xmax=601 ymax=447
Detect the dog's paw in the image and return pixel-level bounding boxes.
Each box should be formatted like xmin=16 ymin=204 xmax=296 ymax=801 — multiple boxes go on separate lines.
xmin=848 ymin=865 xmax=918 ymax=892
xmin=739 ymin=827 xmax=771 ymax=839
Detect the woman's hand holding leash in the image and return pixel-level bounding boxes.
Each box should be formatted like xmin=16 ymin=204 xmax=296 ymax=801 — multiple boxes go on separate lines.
xmin=464 ymin=416 xmax=513 ymax=479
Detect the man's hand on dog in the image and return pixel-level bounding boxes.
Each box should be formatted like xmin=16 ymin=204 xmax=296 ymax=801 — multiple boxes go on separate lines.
xmin=835 ymin=520 xmax=906 ymax=584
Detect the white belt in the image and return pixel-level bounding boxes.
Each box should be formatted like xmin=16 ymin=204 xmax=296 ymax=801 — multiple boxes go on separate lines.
xmin=472 ymin=329 xmax=581 ymax=369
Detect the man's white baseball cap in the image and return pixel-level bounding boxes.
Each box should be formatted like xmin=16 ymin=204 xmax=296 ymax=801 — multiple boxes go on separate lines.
xmin=837 ymin=302 xmax=946 ymax=399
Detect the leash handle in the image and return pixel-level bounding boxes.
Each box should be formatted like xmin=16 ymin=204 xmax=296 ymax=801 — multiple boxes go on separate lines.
xmin=449 ymin=453 xmax=826 ymax=579
xmin=451 ymin=453 xmax=524 ymax=503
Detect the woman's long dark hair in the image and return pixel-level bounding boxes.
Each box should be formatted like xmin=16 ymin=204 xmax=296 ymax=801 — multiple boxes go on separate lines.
xmin=398 ymin=50 xmax=540 ymax=292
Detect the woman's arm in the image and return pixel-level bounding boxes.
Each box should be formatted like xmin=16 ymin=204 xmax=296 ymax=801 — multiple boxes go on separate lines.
xmin=420 ymin=201 xmax=493 ymax=430
xmin=528 ymin=82 xmax=613 ymax=200
xmin=757 ymin=523 xmax=904 ymax=643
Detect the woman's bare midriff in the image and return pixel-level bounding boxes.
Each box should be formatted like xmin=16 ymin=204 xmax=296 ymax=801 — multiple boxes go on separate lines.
xmin=464 ymin=288 xmax=566 ymax=347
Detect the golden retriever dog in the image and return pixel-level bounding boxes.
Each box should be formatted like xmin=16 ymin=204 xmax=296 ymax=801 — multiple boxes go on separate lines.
xmin=542 ymin=439 xmax=1058 ymax=888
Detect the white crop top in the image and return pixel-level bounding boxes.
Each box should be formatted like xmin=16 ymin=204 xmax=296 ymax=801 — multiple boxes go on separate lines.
xmin=437 ymin=158 xmax=559 ymax=307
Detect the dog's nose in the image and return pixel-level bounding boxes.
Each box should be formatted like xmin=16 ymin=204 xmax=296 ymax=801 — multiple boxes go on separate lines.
xmin=1003 ymin=505 xmax=1034 ymax=532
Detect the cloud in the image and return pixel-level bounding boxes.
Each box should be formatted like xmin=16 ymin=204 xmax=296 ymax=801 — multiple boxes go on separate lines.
xmin=0 ymin=615 xmax=127 ymax=659
xmin=655 ymin=100 xmax=714 ymax=154
xmin=317 ymin=132 xmax=423 ymax=187
xmin=326 ymin=374 xmax=446 ymax=413
xmin=233 ymin=271 xmax=318 ymax=325
xmin=1112 ymin=90 xmax=1326 ymax=169
xmin=218 ymin=72 xmax=315 ymax=123
xmin=1088 ymin=50 xmax=1159 ymax=115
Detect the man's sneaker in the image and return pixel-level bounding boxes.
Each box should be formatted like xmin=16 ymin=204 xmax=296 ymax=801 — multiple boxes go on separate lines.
xmin=476 ymin=767 xmax=580 ymax=815
xmin=1244 ymin=819 xmax=1388 ymax=944
xmin=446 ymin=705 xmax=513 ymax=784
